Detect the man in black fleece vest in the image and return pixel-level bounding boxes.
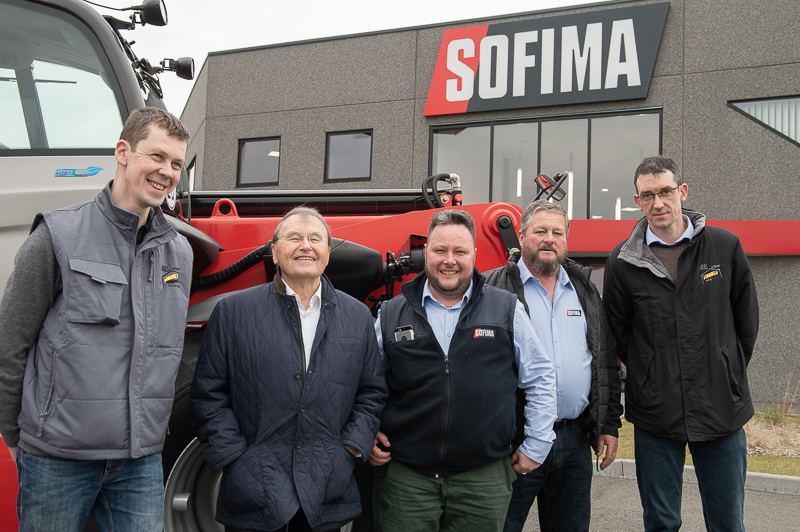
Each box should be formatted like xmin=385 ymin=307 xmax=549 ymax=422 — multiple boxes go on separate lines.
xmin=368 ymin=209 xmax=556 ymax=532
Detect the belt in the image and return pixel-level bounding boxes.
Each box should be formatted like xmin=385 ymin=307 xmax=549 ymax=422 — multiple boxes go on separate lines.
xmin=553 ymin=419 xmax=575 ymax=430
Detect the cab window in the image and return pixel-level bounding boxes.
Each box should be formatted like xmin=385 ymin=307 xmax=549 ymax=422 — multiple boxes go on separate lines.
xmin=0 ymin=1 xmax=124 ymax=152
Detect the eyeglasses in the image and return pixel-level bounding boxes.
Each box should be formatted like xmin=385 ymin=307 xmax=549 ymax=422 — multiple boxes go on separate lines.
xmin=636 ymin=185 xmax=680 ymax=203
xmin=279 ymin=232 xmax=326 ymax=245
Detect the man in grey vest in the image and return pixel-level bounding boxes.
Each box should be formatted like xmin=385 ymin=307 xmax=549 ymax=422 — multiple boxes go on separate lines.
xmin=0 ymin=107 xmax=193 ymax=531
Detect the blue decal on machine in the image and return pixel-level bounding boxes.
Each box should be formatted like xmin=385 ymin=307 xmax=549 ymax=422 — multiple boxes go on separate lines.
xmin=55 ymin=166 xmax=104 ymax=177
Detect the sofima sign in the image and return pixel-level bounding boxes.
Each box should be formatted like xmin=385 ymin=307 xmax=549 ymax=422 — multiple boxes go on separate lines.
xmin=424 ymin=3 xmax=669 ymax=116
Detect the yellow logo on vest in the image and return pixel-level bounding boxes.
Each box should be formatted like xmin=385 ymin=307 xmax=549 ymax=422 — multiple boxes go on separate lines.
xmin=162 ymin=268 xmax=181 ymax=287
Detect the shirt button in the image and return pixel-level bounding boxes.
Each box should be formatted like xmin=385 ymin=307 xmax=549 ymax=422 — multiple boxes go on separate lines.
xmin=296 ymin=442 xmax=303 ymax=450
xmin=300 ymin=405 xmax=307 ymax=413
xmin=558 ymin=364 xmax=562 ymax=368
xmin=294 ymin=371 xmax=302 ymax=379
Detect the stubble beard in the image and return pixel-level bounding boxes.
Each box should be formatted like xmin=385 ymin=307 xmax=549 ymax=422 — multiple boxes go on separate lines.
xmin=427 ymin=266 xmax=471 ymax=300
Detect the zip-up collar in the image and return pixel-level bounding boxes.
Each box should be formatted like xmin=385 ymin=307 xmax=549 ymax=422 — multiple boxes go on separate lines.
xmin=95 ymin=181 xmax=175 ymax=251
xmin=617 ymin=210 xmax=707 ymax=278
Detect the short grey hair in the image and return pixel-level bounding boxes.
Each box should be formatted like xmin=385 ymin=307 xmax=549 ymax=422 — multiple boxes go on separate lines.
xmin=520 ymin=200 xmax=569 ymax=236
xmin=272 ymin=206 xmax=332 ymax=247
xmin=427 ymin=209 xmax=476 ymax=244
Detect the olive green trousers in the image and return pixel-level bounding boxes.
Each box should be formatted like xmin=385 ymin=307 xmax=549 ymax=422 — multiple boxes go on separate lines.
xmin=372 ymin=457 xmax=515 ymax=532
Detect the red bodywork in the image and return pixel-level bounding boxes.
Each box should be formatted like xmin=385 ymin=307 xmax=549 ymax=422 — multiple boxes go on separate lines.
xmin=0 ymin=200 xmax=524 ymax=529
xmin=188 ymin=201 xmax=524 ymax=314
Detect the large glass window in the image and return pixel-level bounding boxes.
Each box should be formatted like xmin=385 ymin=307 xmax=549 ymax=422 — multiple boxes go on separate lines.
xmin=325 ymin=130 xmax=372 ymax=182
xmin=540 ymin=119 xmax=588 ymax=220
xmin=237 ymin=137 xmax=280 ymax=187
xmin=591 ymin=113 xmax=660 ymax=220
xmin=431 ymin=110 xmax=661 ymax=218
xmin=0 ymin=1 xmax=124 ymax=151
xmin=431 ymin=126 xmax=490 ymax=203
xmin=492 ymin=123 xmax=538 ymax=206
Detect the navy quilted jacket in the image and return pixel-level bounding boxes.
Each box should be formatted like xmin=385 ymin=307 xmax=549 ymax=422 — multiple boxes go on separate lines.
xmin=190 ymin=276 xmax=387 ymax=530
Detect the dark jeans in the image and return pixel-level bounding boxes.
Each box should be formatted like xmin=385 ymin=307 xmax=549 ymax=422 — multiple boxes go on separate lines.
xmin=503 ymin=423 xmax=592 ymax=532
xmin=634 ymin=426 xmax=747 ymax=532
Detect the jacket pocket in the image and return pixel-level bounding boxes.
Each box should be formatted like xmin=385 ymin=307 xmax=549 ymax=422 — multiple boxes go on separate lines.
xmin=721 ymin=347 xmax=744 ymax=400
xmin=322 ymin=443 xmax=356 ymax=504
xmin=65 ymin=257 xmax=127 ymax=325
xmin=222 ymin=445 xmax=267 ymax=514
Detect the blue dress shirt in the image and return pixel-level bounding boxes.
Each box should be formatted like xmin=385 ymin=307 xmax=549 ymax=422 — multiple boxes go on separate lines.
xmin=518 ymin=262 xmax=592 ymax=421
xmin=375 ymin=278 xmax=556 ymax=463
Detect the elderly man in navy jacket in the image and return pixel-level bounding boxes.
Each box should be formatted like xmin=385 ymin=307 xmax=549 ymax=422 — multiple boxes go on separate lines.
xmin=191 ymin=206 xmax=387 ymax=532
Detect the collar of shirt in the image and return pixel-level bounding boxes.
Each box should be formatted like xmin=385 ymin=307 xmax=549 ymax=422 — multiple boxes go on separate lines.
xmin=421 ymin=278 xmax=473 ymax=310
xmin=284 ymin=281 xmax=322 ymax=313
xmin=517 ymin=259 xmax=571 ymax=290
xmin=420 ymin=278 xmax=473 ymax=355
xmin=646 ymin=215 xmax=695 ymax=246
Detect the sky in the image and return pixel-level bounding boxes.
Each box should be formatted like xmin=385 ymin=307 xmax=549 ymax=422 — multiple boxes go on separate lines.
xmin=90 ymin=0 xmax=611 ymax=115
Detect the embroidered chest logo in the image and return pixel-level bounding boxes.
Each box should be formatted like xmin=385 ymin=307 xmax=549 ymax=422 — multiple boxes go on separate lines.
xmin=567 ymin=309 xmax=582 ymax=317
xmin=474 ymin=328 xmax=496 ymax=339
xmin=701 ymin=265 xmax=722 ymax=284
xmin=162 ymin=266 xmax=181 ymax=287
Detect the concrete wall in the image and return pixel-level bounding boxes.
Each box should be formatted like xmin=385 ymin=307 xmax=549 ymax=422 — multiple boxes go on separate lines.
xmin=181 ymin=0 xmax=800 ymax=403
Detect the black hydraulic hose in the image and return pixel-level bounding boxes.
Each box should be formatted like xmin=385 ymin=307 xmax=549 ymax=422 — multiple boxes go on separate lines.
xmin=192 ymin=243 xmax=271 ymax=291
xmin=422 ymin=173 xmax=452 ymax=209
xmin=421 ymin=174 xmax=437 ymax=208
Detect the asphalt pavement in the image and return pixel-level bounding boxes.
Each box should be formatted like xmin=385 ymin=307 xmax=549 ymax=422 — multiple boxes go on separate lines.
xmin=521 ymin=461 xmax=800 ymax=531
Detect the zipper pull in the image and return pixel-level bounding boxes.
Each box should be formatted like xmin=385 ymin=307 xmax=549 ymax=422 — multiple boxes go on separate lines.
xmin=149 ymin=250 xmax=155 ymax=282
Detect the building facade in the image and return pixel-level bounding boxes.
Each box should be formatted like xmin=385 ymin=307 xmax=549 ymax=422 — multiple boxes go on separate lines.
xmin=180 ymin=0 xmax=800 ymax=404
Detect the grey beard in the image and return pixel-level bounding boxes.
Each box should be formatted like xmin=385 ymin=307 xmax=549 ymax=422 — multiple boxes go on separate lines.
xmin=532 ymin=254 xmax=561 ymax=277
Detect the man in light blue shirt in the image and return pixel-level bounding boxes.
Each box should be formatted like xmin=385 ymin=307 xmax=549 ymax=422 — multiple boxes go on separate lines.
xmin=485 ymin=200 xmax=623 ymax=532
xmin=368 ymin=209 xmax=556 ymax=532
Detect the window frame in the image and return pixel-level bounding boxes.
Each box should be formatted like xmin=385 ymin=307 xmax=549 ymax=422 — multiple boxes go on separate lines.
xmin=429 ymin=108 xmax=663 ymax=217
xmin=0 ymin=0 xmax=127 ymax=156
xmin=324 ymin=129 xmax=373 ymax=183
xmin=236 ymin=136 xmax=281 ymax=188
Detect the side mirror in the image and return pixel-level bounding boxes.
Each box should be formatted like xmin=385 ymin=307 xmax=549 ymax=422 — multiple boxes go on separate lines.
xmin=161 ymin=57 xmax=195 ymax=80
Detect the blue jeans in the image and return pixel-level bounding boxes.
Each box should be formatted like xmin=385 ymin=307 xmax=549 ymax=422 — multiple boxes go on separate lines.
xmin=503 ymin=423 xmax=592 ymax=532
xmin=16 ymin=449 xmax=164 ymax=532
xmin=634 ymin=427 xmax=747 ymax=532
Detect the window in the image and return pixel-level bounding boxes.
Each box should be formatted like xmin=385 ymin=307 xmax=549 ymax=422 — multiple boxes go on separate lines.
xmin=729 ymin=96 xmax=800 ymax=147
xmin=431 ymin=127 xmax=490 ymax=202
xmin=325 ymin=130 xmax=372 ymax=182
xmin=0 ymin=1 xmax=125 ymax=153
xmin=590 ymin=113 xmax=660 ymax=220
xmin=540 ymin=119 xmax=588 ymax=219
xmin=492 ymin=123 xmax=538 ymax=205
xmin=237 ymin=137 xmax=280 ymax=187
xmin=431 ymin=111 xmax=661 ymax=219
